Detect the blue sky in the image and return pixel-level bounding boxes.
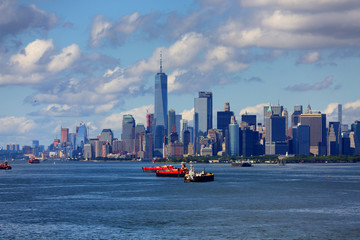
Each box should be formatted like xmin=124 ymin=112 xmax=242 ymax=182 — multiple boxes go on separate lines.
xmin=1 ymin=0 xmax=360 ymax=147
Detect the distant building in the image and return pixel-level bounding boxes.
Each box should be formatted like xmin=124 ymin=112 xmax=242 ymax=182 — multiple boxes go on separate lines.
xmin=61 ymin=128 xmax=69 ymax=143
xmin=122 ymin=114 xmax=135 ymax=154
xmin=338 ymin=104 xmax=342 ymax=126
xmin=217 ymin=102 xmax=234 ymax=132
xmin=300 ymin=105 xmax=327 ymax=155
xmin=76 ymin=123 xmax=88 ymax=149
xmin=154 ymin=54 xmax=168 ymax=155
xmin=351 ymin=120 xmax=360 ymax=154
xmin=263 ymin=104 xmax=283 ymax=126
xmin=327 ymin=122 xmax=341 ymax=155
xmin=229 ymin=116 xmax=239 ymax=156
xmin=168 ymin=109 xmax=176 ymax=138
xmin=194 ymin=91 xmax=213 ymax=153
xmin=291 ymin=105 xmax=303 ymax=127
xmin=292 ymin=124 xmax=310 ymax=155
xmin=265 ymin=105 xmax=288 ymax=155
xmin=241 ymin=114 xmax=256 ymax=128
xmin=99 ymin=129 xmax=114 ymax=144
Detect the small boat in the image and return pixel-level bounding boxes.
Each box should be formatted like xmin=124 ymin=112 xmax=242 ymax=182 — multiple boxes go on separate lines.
xmin=28 ymin=158 xmax=40 ymax=164
xmin=184 ymin=165 xmax=214 ymax=182
xmin=142 ymin=165 xmax=174 ymax=173
xmin=231 ymin=161 xmax=252 ymax=167
xmin=0 ymin=161 xmax=11 ymax=170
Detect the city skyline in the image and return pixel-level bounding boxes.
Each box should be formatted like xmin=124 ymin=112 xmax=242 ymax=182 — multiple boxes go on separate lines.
xmin=1 ymin=0 xmax=360 ymax=147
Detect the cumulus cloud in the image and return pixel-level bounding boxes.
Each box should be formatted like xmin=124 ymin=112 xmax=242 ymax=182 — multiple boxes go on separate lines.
xmin=48 ymin=44 xmax=81 ymax=73
xmin=181 ymin=108 xmax=194 ymax=122
xmin=101 ymin=104 xmax=153 ymax=131
xmin=0 ymin=1 xmax=58 ymax=42
xmin=0 ymin=116 xmax=36 ymax=135
xmin=285 ymin=76 xmax=334 ymax=91
xmin=239 ymin=103 xmax=268 ymax=124
xmin=90 ymin=12 xmax=145 ymax=47
xmin=322 ymin=100 xmax=360 ymax=124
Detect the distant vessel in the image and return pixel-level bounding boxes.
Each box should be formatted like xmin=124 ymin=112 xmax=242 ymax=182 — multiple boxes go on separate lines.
xmin=231 ymin=161 xmax=252 ymax=167
xmin=184 ymin=165 xmax=214 ymax=182
xmin=142 ymin=165 xmax=174 ymax=173
xmin=0 ymin=161 xmax=11 ymax=170
xmin=155 ymin=162 xmax=188 ymax=177
xmin=28 ymin=158 xmax=40 ymax=164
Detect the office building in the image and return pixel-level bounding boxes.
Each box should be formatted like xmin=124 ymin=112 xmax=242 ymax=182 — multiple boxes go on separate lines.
xmin=122 ymin=114 xmax=135 ymax=154
xmin=180 ymin=119 xmax=188 ymax=143
xmin=194 ymin=91 xmax=213 ymax=153
xmin=263 ymin=104 xmax=283 ymax=126
xmin=351 ymin=120 xmax=360 ymax=154
xmin=327 ymin=122 xmax=341 ymax=155
xmin=76 ymin=123 xmax=88 ymax=149
xmin=229 ymin=116 xmax=239 ymax=156
xmin=265 ymin=105 xmax=288 ymax=155
xmin=338 ymin=104 xmax=342 ymax=126
xmin=217 ymin=102 xmax=234 ymax=133
xmin=154 ymin=54 xmax=168 ymax=153
xmin=292 ymin=124 xmax=310 ymax=155
xmin=61 ymin=128 xmax=69 ymax=143
xmin=241 ymin=114 xmax=256 ymax=128
xmin=300 ymin=106 xmax=327 ymax=155
xmin=99 ymin=129 xmax=114 ymax=144
xmin=291 ymin=105 xmax=303 ymax=127
xmin=168 ymin=109 xmax=176 ymax=137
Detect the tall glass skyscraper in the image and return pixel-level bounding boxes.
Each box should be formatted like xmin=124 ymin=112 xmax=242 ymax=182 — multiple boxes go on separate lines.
xmin=122 ymin=114 xmax=135 ymax=153
xmin=76 ymin=123 xmax=88 ymax=149
xmin=154 ymin=55 xmax=168 ymax=154
xmin=194 ymin=91 xmax=213 ymax=138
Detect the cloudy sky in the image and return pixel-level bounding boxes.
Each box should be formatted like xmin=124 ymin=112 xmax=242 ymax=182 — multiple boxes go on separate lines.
xmin=1 ymin=0 xmax=360 ymax=147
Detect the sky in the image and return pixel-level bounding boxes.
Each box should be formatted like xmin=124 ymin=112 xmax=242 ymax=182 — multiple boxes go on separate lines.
xmin=1 ymin=0 xmax=360 ymax=148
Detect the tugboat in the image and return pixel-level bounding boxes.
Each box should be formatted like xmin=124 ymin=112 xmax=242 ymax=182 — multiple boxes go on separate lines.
xmin=156 ymin=162 xmax=189 ymax=177
xmin=231 ymin=161 xmax=252 ymax=167
xmin=28 ymin=157 xmax=40 ymax=164
xmin=184 ymin=165 xmax=214 ymax=182
xmin=0 ymin=161 xmax=11 ymax=170
xmin=142 ymin=165 xmax=174 ymax=173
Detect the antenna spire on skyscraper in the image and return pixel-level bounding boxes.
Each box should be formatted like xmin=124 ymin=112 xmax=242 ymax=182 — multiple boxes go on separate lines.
xmin=160 ymin=50 xmax=163 ymax=73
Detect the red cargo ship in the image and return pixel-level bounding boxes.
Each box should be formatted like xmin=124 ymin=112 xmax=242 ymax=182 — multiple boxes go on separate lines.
xmin=156 ymin=168 xmax=188 ymax=177
xmin=28 ymin=158 xmax=40 ymax=164
xmin=155 ymin=162 xmax=189 ymax=177
xmin=142 ymin=165 xmax=174 ymax=173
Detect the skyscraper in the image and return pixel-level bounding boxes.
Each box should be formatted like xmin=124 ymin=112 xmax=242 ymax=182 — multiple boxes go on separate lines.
xmin=338 ymin=104 xmax=342 ymax=126
xmin=194 ymin=91 xmax=213 ymax=153
xmin=180 ymin=119 xmax=188 ymax=143
xmin=263 ymin=104 xmax=283 ymax=126
xmin=300 ymin=106 xmax=327 ymax=155
xmin=61 ymin=128 xmax=69 ymax=143
xmin=217 ymin=102 xmax=234 ymax=132
xmin=291 ymin=105 xmax=303 ymax=127
xmin=99 ymin=129 xmax=114 ymax=144
xmin=154 ymin=54 xmax=168 ymax=155
xmin=292 ymin=124 xmax=310 ymax=155
xmin=122 ymin=114 xmax=135 ymax=154
xmin=351 ymin=120 xmax=360 ymax=154
xmin=76 ymin=123 xmax=88 ymax=149
xmin=241 ymin=114 xmax=256 ymax=128
xmin=265 ymin=105 xmax=288 ymax=155
xmin=228 ymin=116 xmax=239 ymax=156
xmin=168 ymin=109 xmax=176 ymax=138
xmin=327 ymin=122 xmax=341 ymax=155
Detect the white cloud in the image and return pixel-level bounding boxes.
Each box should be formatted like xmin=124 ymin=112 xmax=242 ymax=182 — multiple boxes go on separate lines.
xmin=48 ymin=44 xmax=81 ymax=73
xmin=0 ymin=116 xmax=36 ymax=135
xmin=181 ymin=108 xmax=194 ymax=122
xmin=10 ymin=39 xmax=54 ymax=72
xmin=168 ymin=69 xmax=187 ymax=93
xmin=101 ymin=104 xmax=153 ymax=131
xmin=322 ymin=100 xmax=360 ymax=124
xmin=240 ymin=103 xmax=267 ymax=116
xmin=90 ymin=15 xmax=111 ymax=47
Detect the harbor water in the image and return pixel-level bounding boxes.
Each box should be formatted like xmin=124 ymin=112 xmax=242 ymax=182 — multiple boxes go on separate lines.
xmin=0 ymin=161 xmax=359 ymax=239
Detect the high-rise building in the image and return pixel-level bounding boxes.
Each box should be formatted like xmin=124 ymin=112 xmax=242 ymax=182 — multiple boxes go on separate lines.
xmin=175 ymin=114 xmax=182 ymax=137
xmin=229 ymin=116 xmax=239 ymax=156
xmin=122 ymin=114 xmax=135 ymax=154
xmin=99 ymin=129 xmax=114 ymax=144
xmin=195 ymin=92 xmax=213 ymax=136
xmin=338 ymin=104 xmax=342 ymax=126
xmin=300 ymin=106 xmax=327 ymax=155
xmin=217 ymin=102 xmax=234 ymax=132
xmin=61 ymin=128 xmax=69 ymax=143
xmin=292 ymin=124 xmax=310 ymax=155
xmin=146 ymin=113 xmax=154 ymax=133
xmin=265 ymin=105 xmax=288 ymax=155
xmin=76 ymin=123 xmax=88 ymax=149
xmin=135 ymin=124 xmax=145 ymax=154
xmin=291 ymin=105 xmax=303 ymax=127
xmin=168 ymin=109 xmax=176 ymax=137
xmin=241 ymin=114 xmax=256 ymax=128
xmin=282 ymin=109 xmax=288 ymax=136
xmin=263 ymin=104 xmax=283 ymax=126
xmin=327 ymin=122 xmax=341 ymax=155
xmin=154 ymin=54 xmax=168 ymax=154
xmin=180 ymin=119 xmax=188 ymax=143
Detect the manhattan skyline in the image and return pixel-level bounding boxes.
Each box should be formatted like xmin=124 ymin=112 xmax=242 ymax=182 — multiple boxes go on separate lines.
xmin=1 ymin=0 xmax=360 ymax=147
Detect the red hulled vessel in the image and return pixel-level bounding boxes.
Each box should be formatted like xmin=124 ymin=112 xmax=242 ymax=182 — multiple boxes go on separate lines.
xmin=28 ymin=158 xmax=40 ymax=164
xmin=0 ymin=161 xmax=11 ymax=170
xmin=142 ymin=165 xmax=174 ymax=173
xmin=155 ymin=162 xmax=189 ymax=177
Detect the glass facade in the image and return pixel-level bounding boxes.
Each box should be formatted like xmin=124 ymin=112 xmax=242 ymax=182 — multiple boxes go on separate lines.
xmin=194 ymin=92 xmax=212 ymax=138
xmin=122 ymin=114 xmax=135 ymax=153
xmin=154 ymin=71 xmax=168 ymax=150
xmin=229 ymin=123 xmax=239 ymax=156
xmin=76 ymin=124 xmax=88 ymax=149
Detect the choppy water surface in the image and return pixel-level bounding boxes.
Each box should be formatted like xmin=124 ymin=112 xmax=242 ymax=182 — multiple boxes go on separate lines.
xmin=0 ymin=161 xmax=359 ymax=239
